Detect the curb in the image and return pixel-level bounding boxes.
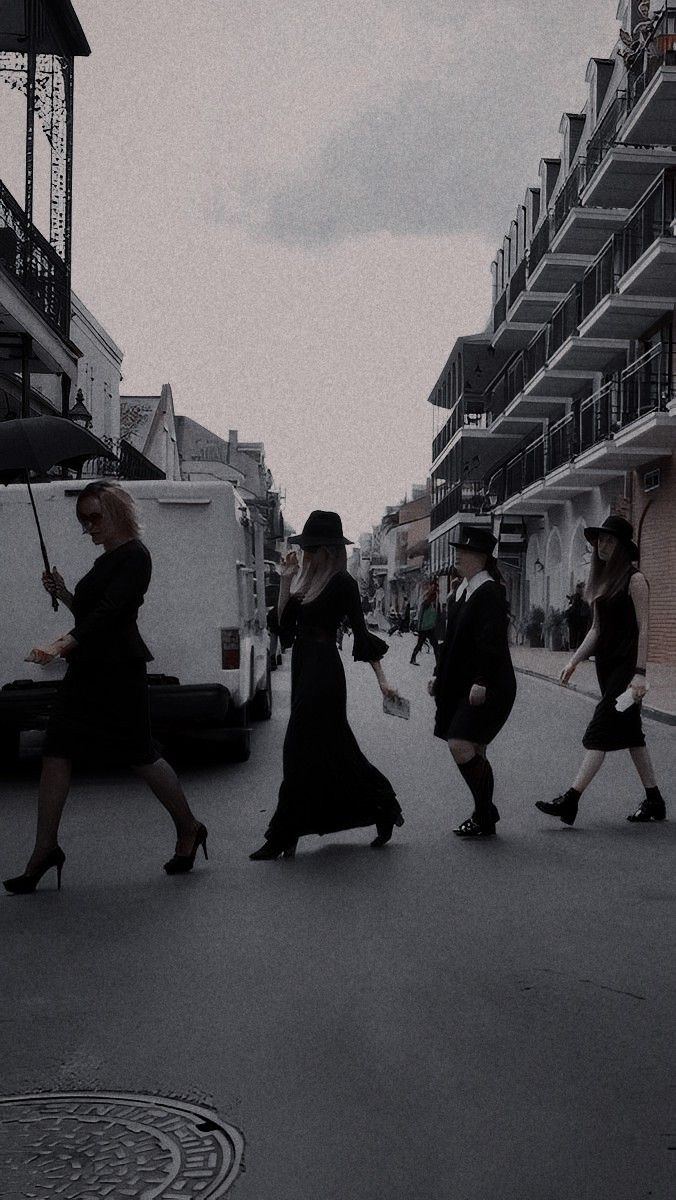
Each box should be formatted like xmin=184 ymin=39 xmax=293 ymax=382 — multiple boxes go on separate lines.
xmin=514 ymin=666 xmax=676 ymax=727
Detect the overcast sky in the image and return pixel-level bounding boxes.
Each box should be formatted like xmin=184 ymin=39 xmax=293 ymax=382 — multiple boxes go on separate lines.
xmin=69 ymin=0 xmax=619 ymax=538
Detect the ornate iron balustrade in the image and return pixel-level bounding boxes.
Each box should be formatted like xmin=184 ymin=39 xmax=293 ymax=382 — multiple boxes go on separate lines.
xmin=507 ymin=255 xmax=527 ymax=310
xmin=527 ymin=215 xmax=551 ymax=277
xmin=525 ymin=325 xmax=549 ymax=383
xmin=432 ymin=414 xmax=453 ymax=461
xmin=430 ymin=482 xmax=487 ymax=530
xmin=0 ymin=178 xmax=69 ymax=335
xmin=549 ymin=283 xmax=582 ymax=358
xmin=81 ymin=436 xmax=166 ymax=481
xmin=618 ymin=341 xmax=671 ymax=427
xmin=626 ymin=7 xmax=676 ymax=113
xmin=552 ymin=160 xmax=587 ymax=236
xmin=620 ymin=167 xmax=676 ymax=276
xmin=581 ymin=236 xmax=618 ymax=320
xmin=585 ymin=90 xmax=628 ymax=179
xmin=493 ymin=287 xmax=508 ymax=332
xmin=548 ymin=413 xmax=576 ymax=471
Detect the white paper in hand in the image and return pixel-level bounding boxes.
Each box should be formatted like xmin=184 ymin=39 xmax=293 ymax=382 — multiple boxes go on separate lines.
xmin=383 ymin=694 xmax=410 ymax=720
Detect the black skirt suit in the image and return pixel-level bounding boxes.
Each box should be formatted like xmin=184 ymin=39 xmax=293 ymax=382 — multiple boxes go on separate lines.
xmin=43 ymin=539 xmax=159 ymax=766
xmin=434 ymin=579 xmax=516 ymax=746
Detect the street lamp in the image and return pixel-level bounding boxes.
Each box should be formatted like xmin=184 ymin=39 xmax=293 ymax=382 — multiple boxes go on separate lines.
xmin=68 ymin=388 xmax=92 ymax=430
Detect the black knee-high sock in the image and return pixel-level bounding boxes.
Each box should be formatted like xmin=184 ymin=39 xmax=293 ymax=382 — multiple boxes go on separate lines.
xmin=457 ymin=755 xmax=498 ymax=828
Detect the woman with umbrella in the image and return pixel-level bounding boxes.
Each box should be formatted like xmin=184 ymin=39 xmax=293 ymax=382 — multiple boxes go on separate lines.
xmin=535 ymin=516 xmax=666 ymax=827
xmin=3 ymin=481 xmax=207 ymax=894
xmin=429 ymin=528 xmax=516 ymax=838
xmin=249 ymin=510 xmax=404 ymax=859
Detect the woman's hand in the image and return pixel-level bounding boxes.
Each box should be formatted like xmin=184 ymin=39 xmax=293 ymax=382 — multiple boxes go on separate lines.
xmin=25 ymin=635 xmax=76 ymax=666
xmin=560 ymin=659 xmax=577 ymax=686
xmin=469 ymin=684 xmax=486 ymax=707
xmin=380 ymin=682 xmax=399 ymax=701
xmin=279 ymin=551 xmax=300 ymax=578
xmin=630 ymin=674 xmax=648 ymax=702
xmin=42 ymin=567 xmax=73 ymax=608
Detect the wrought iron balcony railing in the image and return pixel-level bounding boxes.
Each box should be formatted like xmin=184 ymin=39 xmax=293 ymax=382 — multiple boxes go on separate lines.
xmin=585 ymin=89 xmax=629 ymax=180
xmin=626 ymin=7 xmax=676 ymax=112
xmin=507 ymin=255 xmax=528 ymax=310
xmin=486 ymin=343 xmax=670 ymax=506
xmin=81 ymin=436 xmax=166 ymax=481
xmin=493 ymin=287 xmax=508 ymax=332
xmin=0 ymin=179 xmax=69 ymax=337
xmin=527 ymin=215 xmax=552 ymax=277
xmin=552 ymin=160 xmax=587 ymax=236
xmin=430 ymin=482 xmax=488 ymax=530
xmin=432 ymin=402 xmax=488 ymax=461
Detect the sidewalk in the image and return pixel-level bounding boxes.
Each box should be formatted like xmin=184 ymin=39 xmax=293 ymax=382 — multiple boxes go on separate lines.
xmin=511 ymin=646 xmax=676 ymax=724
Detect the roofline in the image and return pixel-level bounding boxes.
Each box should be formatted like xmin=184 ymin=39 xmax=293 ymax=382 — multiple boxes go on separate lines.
xmin=52 ymin=0 xmax=91 ymax=55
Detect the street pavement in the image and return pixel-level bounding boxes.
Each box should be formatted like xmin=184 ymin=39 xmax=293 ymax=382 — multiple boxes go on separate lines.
xmin=1 ymin=632 xmax=675 ymax=1200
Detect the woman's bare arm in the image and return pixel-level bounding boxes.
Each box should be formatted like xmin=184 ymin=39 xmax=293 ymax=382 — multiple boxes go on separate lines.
xmin=570 ymin=606 xmax=600 ymax=666
xmin=629 ymin=573 xmax=650 ymax=693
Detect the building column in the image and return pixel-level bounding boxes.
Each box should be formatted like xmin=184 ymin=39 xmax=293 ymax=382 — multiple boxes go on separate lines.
xmin=20 ymin=335 xmax=32 ymax=418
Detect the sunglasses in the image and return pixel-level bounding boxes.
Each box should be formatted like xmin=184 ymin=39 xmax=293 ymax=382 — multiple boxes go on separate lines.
xmin=79 ymin=511 xmax=104 ymax=528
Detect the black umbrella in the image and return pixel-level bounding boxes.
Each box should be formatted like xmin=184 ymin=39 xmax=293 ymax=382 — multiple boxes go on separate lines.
xmin=0 ymin=416 xmax=115 ymax=611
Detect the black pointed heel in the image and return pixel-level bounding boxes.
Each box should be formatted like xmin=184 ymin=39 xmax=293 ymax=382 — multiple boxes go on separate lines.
xmin=163 ymin=823 xmax=208 ymax=875
xmin=3 ymin=846 xmax=66 ymax=895
xmin=371 ymin=811 xmax=405 ymax=848
xmin=249 ymin=838 xmax=298 ymax=860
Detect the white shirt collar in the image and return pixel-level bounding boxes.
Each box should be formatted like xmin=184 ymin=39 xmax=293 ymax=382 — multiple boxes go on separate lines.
xmin=456 ymin=569 xmax=492 ymax=601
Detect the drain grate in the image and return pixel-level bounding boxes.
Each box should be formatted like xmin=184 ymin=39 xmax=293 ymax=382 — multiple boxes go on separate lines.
xmin=0 ymin=1091 xmax=244 ymax=1198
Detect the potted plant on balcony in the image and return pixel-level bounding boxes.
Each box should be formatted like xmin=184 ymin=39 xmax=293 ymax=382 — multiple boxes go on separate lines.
xmin=525 ymin=605 xmax=545 ymax=648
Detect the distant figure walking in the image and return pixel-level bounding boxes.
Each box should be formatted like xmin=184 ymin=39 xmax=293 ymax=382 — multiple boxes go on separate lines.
xmin=429 ymin=529 xmax=516 ymax=838
xmin=564 ymin=582 xmax=591 ymax=650
xmin=536 ymin=516 xmax=666 ymax=827
xmin=250 ymin=511 xmax=404 ymax=859
xmin=410 ymin=582 xmax=439 ymax=664
xmin=3 ymin=482 xmax=207 ymax=895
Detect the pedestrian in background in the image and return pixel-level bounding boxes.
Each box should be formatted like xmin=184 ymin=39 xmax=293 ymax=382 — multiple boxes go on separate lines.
xmin=250 ymin=511 xmax=404 ymax=860
xmin=429 ymin=529 xmax=516 ymax=838
xmin=536 ymin=516 xmax=665 ymax=827
xmin=564 ymin=582 xmax=591 ymax=651
xmin=410 ymin=581 xmax=440 ymax=664
xmin=3 ymin=482 xmax=207 ymax=894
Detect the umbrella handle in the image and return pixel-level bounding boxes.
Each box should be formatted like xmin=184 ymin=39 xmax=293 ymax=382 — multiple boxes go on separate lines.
xmin=24 ymin=471 xmax=59 ymax=613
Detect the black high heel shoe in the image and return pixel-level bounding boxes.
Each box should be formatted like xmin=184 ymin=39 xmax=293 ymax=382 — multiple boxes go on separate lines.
xmin=163 ymin=823 xmax=208 ymax=875
xmin=249 ymin=838 xmax=298 ymax=860
xmin=3 ymin=846 xmax=65 ymax=894
xmin=371 ymin=810 xmax=405 ymax=848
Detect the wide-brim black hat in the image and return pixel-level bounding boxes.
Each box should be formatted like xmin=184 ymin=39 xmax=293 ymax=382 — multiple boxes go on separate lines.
xmin=584 ymin=515 xmax=639 ymax=561
xmin=288 ymin=510 xmax=353 ymax=548
xmin=449 ymin=527 xmax=497 ymax=557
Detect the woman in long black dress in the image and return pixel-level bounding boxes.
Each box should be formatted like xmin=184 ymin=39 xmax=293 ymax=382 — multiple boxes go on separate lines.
xmin=536 ymin=515 xmax=666 ymax=827
xmin=250 ymin=510 xmax=404 ymax=859
xmin=3 ymin=482 xmax=207 ymax=894
xmin=429 ymin=528 xmax=516 ymax=838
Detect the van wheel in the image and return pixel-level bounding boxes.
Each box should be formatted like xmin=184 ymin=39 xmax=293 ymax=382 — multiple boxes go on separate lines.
xmin=251 ymin=658 xmax=272 ymax=721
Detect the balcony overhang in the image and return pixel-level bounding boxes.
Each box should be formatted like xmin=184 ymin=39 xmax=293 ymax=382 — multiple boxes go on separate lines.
xmin=507 ymin=290 xmax=567 ymax=323
xmin=488 ymin=411 xmax=543 ymax=437
xmin=523 ymin=367 xmax=592 ymax=398
xmin=430 ymin=512 xmax=493 ymax=541
xmin=526 ymin=253 xmax=595 ymax=293
xmin=620 ymin=67 xmax=676 ymax=147
xmin=547 ymin=336 xmax=628 ymax=374
xmin=491 ymin=320 xmax=541 ymax=351
xmin=433 ymin=427 xmax=522 ymax=475
xmin=582 ymin=147 xmax=676 ymax=208
xmin=618 ymin=237 xmax=676 ymax=296
xmin=578 ymin=292 xmax=673 ymax=339
xmin=0 ymin=0 xmax=90 ymax=55
xmin=0 ymin=273 xmax=79 ymax=380
xmin=550 ymin=207 xmax=629 ymax=255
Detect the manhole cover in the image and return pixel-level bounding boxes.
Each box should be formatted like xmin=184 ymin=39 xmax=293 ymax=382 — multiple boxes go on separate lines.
xmin=0 ymin=1091 xmax=244 ymax=1198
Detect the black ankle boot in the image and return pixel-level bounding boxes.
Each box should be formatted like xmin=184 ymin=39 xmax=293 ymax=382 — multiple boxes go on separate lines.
xmin=627 ymin=790 xmax=666 ymax=823
xmin=457 ymin=755 xmax=498 ymax=833
xmin=535 ymin=789 xmax=579 ymax=826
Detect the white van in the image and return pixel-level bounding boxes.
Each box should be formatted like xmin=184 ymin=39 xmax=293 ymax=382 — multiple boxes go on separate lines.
xmin=0 ymin=479 xmax=272 ymax=763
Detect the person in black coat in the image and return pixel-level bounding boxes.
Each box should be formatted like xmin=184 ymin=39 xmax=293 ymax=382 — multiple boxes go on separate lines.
xmin=3 ymin=482 xmax=207 ymax=894
xmin=429 ymin=528 xmax=516 ymax=838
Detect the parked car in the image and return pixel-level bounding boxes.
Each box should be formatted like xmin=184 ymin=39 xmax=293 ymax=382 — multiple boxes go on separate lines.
xmin=0 ymin=479 xmax=272 ymax=765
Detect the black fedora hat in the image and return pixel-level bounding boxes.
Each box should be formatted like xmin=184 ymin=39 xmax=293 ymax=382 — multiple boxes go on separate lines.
xmin=449 ymin=527 xmax=497 ymax=557
xmin=288 ymin=510 xmax=353 ymax=549
xmin=584 ymin=514 xmax=639 ymax=561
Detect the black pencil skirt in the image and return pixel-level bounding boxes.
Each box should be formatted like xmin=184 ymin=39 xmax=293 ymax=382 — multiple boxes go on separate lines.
xmin=43 ymin=658 xmax=160 ymax=766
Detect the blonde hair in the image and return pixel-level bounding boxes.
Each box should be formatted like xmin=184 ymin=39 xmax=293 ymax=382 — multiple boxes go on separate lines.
xmin=291 ymin=544 xmax=347 ymax=605
xmin=76 ymin=481 xmax=141 ymax=540
xmin=585 ymin=539 xmax=633 ymax=604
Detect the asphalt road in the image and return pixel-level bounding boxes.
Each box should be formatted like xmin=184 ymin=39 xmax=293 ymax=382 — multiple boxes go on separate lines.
xmin=1 ymin=633 xmax=675 ymax=1200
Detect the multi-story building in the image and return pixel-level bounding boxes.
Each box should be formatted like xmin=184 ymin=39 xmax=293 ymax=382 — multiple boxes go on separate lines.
xmin=428 ymin=1 xmax=676 ymax=657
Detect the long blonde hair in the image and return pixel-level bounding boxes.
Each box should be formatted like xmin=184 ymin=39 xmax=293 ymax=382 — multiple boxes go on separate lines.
xmin=585 ymin=540 xmax=634 ymax=604
xmin=76 ymin=481 xmax=141 ymax=539
xmin=291 ymin=544 xmax=347 ymax=605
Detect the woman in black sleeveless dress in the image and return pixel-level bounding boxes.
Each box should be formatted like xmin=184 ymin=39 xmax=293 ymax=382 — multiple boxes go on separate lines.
xmin=536 ymin=516 xmax=666 ymax=827
xmin=250 ymin=511 xmax=403 ymax=859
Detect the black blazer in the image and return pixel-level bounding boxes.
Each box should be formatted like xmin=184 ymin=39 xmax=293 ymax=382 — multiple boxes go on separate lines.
xmin=68 ymin=539 xmax=153 ymax=665
xmin=434 ymin=580 xmax=515 ymax=739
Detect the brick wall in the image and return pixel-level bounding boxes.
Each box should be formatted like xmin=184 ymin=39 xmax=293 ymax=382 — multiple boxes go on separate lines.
xmin=632 ymin=451 xmax=676 ymax=664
